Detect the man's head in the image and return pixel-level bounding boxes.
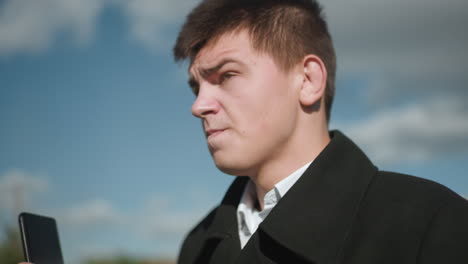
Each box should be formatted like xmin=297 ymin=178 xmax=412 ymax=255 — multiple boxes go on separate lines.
xmin=174 ymin=0 xmax=336 ymax=121
xmin=173 ymin=0 xmax=335 ymax=177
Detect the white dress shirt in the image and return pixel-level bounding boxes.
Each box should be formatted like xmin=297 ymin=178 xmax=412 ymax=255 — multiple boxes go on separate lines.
xmin=236 ymin=161 xmax=312 ymax=248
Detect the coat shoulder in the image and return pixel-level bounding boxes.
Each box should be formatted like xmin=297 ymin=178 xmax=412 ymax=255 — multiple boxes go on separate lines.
xmin=177 ymin=206 xmax=219 ymax=264
xmin=370 ymin=171 xmax=467 ymax=209
xmin=342 ymin=171 xmax=468 ymax=263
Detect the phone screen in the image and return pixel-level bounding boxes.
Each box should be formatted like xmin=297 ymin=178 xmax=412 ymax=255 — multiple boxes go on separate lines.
xmin=18 ymin=212 xmax=64 ymax=264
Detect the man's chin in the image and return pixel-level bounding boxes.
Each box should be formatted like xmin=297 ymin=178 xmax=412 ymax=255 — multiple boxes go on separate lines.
xmin=213 ymin=159 xmax=251 ymax=177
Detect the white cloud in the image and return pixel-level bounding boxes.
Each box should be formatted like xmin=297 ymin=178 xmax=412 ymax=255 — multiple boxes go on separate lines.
xmin=322 ymin=0 xmax=468 ymax=164
xmin=0 ymin=168 xmax=208 ymax=251
xmin=56 ymin=193 xmax=210 ymax=260
xmin=1 ymin=0 xmax=465 ymax=77
xmin=0 ymin=0 xmax=107 ymax=56
xmin=0 ymin=0 xmax=197 ymax=56
xmin=0 ymin=168 xmax=49 ymax=212
xmin=338 ymin=96 xmax=468 ymax=165
xmin=323 ymin=0 xmax=468 ymax=75
xmin=62 ymin=198 xmax=121 ymax=227
xmin=58 ymin=193 xmax=206 ymax=238
xmin=321 ymin=0 xmax=468 ymax=107
xmin=135 ymin=194 xmax=206 ymax=238
xmin=121 ymin=0 xmax=197 ymax=51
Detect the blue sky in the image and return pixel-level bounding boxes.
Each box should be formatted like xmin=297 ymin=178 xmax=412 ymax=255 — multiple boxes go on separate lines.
xmin=1 ymin=0 xmax=467 ymax=263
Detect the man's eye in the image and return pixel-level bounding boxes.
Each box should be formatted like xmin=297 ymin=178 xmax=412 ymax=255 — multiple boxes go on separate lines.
xmin=219 ymin=72 xmax=235 ymax=83
xmin=191 ymin=86 xmax=199 ymax=96
xmin=188 ymin=78 xmax=199 ymax=96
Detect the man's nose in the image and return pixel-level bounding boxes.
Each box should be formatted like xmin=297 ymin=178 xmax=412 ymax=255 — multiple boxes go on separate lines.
xmin=191 ymin=87 xmax=220 ymax=118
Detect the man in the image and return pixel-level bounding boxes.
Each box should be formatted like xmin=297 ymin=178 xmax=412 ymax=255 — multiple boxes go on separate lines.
xmin=173 ymin=0 xmax=468 ymax=263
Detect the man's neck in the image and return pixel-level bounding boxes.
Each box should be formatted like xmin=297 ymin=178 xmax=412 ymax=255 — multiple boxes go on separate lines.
xmin=249 ymin=129 xmax=331 ymax=210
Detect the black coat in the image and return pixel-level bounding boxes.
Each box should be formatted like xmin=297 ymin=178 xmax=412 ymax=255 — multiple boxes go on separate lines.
xmin=178 ymin=131 xmax=468 ymax=264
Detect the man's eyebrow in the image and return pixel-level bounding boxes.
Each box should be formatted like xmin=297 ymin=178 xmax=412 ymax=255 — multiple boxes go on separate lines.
xmin=187 ymin=58 xmax=242 ymax=93
xmin=198 ymin=58 xmax=240 ymax=78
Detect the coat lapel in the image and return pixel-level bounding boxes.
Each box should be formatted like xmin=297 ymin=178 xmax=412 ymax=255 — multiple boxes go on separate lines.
xmin=199 ymin=177 xmax=248 ymax=263
xmin=257 ymin=131 xmax=378 ymax=263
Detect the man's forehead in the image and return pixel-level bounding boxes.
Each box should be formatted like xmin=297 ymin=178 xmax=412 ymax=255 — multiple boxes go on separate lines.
xmin=189 ymin=30 xmax=253 ymax=74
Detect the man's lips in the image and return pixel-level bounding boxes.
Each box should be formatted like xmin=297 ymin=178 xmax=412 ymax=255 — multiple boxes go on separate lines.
xmin=205 ymin=129 xmax=226 ymax=138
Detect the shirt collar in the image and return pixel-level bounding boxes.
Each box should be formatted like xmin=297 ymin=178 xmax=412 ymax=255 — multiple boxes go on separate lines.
xmin=237 ymin=161 xmax=313 ymax=231
xmin=275 ymin=161 xmax=312 ymax=198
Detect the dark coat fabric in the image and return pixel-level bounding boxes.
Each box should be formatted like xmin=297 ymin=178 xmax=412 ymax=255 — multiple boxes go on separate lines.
xmin=178 ymin=131 xmax=468 ymax=264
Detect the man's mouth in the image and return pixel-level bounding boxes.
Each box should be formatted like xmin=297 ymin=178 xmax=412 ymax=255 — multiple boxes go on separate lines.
xmin=205 ymin=129 xmax=226 ymax=138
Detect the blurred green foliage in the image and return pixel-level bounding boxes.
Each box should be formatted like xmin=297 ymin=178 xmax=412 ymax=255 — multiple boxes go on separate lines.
xmin=0 ymin=225 xmax=23 ymax=264
xmin=84 ymin=255 xmax=175 ymax=264
xmin=0 ymin=225 xmax=175 ymax=264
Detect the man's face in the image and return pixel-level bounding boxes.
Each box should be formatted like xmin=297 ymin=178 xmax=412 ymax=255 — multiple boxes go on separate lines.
xmin=189 ymin=30 xmax=302 ymax=176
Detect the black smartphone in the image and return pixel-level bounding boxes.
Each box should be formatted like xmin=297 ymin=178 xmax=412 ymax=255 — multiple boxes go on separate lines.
xmin=18 ymin=212 xmax=65 ymax=264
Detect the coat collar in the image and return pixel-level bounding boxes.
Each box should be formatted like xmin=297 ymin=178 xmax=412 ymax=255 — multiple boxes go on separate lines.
xmin=205 ymin=130 xmax=377 ymax=263
xmin=206 ymin=176 xmax=248 ymax=239
xmin=260 ymin=130 xmax=378 ymax=263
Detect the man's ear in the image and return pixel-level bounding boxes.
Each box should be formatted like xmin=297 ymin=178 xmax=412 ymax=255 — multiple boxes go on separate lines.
xmin=299 ymin=55 xmax=327 ymax=107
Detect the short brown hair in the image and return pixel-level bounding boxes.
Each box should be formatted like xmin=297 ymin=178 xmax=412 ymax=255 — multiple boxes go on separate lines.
xmin=173 ymin=0 xmax=336 ymax=121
